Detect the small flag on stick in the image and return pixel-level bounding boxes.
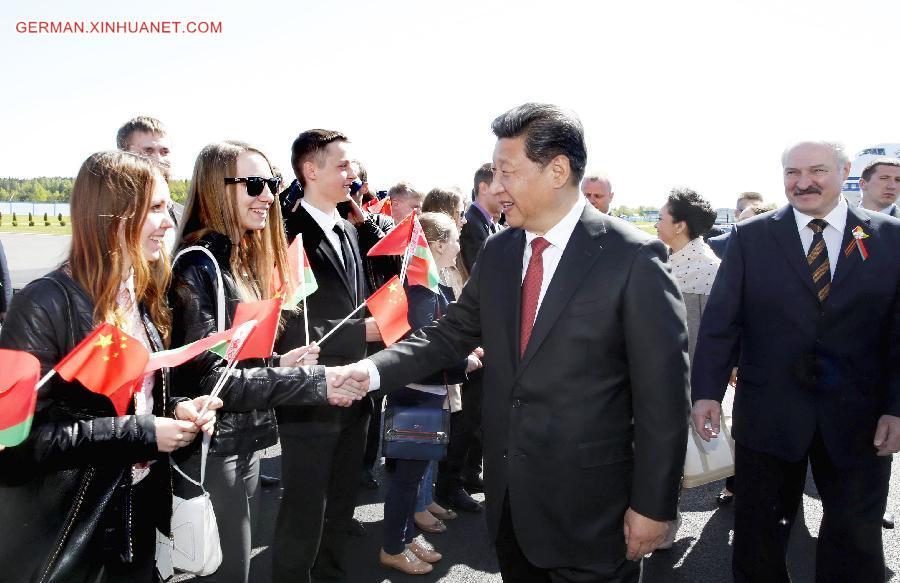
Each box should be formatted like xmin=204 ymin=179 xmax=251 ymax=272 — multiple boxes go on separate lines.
xmin=54 ymin=323 xmax=150 ymax=415
xmin=365 ymin=276 xmax=411 ymax=346
xmin=0 ymin=350 xmax=41 ymax=447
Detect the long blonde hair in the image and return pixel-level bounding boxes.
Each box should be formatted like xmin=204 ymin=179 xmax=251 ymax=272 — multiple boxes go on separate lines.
xmin=178 ymin=141 xmax=291 ymax=302
xmin=69 ymin=151 xmax=172 ymax=341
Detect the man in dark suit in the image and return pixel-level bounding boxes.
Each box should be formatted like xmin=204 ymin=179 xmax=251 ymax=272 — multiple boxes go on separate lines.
xmin=272 ymin=129 xmax=383 ymax=583
xmin=859 ymin=157 xmax=900 ymax=218
xmin=707 ymin=192 xmax=766 ymax=259
xmin=692 ymin=141 xmax=900 ymax=582
xmin=432 ymin=162 xmax=503 ymax=512
xmin=338 ymin=103 xmax=690 ymax=581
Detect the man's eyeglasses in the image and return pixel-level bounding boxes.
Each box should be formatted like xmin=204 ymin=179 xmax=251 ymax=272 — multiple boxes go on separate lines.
xmin=224 ymin=176 xmax=282 ymax=197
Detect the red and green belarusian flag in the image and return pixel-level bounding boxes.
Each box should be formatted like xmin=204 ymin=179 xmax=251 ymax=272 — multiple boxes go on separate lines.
xmin=368 ymin=211 xmax=441 ymax=293
xmin=0 ymin=349 xmax=41 ymax=447
xmin=281 ymin=236 xmax=319 ymax=311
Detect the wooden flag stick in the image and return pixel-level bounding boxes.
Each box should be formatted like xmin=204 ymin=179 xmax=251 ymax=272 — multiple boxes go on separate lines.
xmin=291 ymin=301 xmax=366 ymax=363
xmin=34 ymin=369 xmax=57 ymax=391
xmin=300 ymin=234 xmax=310 ymax=347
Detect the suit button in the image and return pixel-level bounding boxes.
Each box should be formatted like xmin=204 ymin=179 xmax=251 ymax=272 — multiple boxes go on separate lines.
xmin=512 ymin=398 xmax=522 ymax=408
xmin=502 ymin=449 xmax=508 ymax=459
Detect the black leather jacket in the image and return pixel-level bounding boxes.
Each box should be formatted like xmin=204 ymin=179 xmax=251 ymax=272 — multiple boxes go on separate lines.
xmin=168 ymin=231 xmax=329 ymax=456
xmin=0 ymin=269 xmax=177 ymax=583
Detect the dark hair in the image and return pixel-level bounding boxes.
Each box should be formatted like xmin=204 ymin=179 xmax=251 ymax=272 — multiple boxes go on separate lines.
xmin=116 ymin=116 xmax=166 ymax=150
xmin=290 ymin=129 xmax=349 ymax=187
xmin=472 ymin=162 xmax=493 ymax=201
xmin=666 ymin=188 xmax=717 ymax=240
xmin=491 ymin=103 xmax=587 ymax=186
xmin=861 ymin=158 xmax=900 ymax=182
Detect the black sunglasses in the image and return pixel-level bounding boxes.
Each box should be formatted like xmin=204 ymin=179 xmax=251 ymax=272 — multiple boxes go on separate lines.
xmin=224 ymin=176 xmax=282 ymax=197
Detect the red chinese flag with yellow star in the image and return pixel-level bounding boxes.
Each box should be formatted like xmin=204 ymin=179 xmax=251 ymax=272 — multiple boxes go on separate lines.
xmin=364 ymin=276 xmax=411 ymax=346
xmin=54 ymin=323 xmax=150 ymax=415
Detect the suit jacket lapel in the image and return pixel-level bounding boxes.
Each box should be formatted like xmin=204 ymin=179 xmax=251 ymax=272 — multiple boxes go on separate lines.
xmin=297 ymin=207 xmax=356 ymax=301
xmin=496 ymin=229 xmax=526 ymax=369
xmin=769 ymin=205 xmax=818 ymax=299
xmin=515 ymin=207 xmax=606 ymax=379
xmin=830 ymin=206 xmax=871 ymax=291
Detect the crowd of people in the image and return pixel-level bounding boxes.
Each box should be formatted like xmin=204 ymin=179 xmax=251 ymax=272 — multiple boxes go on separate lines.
xmin=0 ymin=104 xmax=899 ymax=583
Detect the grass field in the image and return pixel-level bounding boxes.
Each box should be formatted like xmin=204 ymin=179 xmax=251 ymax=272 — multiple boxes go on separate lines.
xmin=0 ymin=222 xmax=72 ymax=235
xmin=633 ymin=221 xmax=657 ymax=236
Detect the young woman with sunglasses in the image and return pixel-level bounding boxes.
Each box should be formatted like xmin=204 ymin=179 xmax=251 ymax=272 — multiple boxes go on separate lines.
xmin=0 ymin=151 xmax=223 ymax=582
xmin=169 ymin=141 xmax=359 ymax=583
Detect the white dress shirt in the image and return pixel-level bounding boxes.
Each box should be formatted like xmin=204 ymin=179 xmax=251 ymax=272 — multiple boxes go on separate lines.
xmin=301 ymin=199 xmax=345 ymax=267
xmin=521 ymin=196 xmax=586 ymax=324
xmin=792 ymin=197 xmax=847 ymax=280
xmin=365 ymin=196 xmax=587 ymax=392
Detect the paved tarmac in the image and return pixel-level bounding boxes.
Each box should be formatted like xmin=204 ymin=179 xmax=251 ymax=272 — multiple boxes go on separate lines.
xmin=0 ymin=232 xmax=71 ymax=288
xmin=174 ymin=427 xmax=900 ymax=583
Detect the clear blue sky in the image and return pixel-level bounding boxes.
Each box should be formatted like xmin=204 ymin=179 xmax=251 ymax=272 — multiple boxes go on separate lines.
xmin=2 ymin=0 xmax=898 ymax=208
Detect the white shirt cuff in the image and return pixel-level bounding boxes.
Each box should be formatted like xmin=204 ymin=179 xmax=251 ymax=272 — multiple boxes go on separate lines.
xmin=363 ymin=359 xmax=381 ymax=392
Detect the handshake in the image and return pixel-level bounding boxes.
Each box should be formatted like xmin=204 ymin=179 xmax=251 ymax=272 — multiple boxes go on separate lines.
xmin=323 ymin=361 xmax=372 ymax=407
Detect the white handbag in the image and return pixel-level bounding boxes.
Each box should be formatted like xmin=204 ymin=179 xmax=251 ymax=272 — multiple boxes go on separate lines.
xmin=156 ymin=246 xmax=227 ymax=579
xmin=156 ymin=435 xmax=223 ymax=577
xmin=682 ymin=415 xmax=735 ymax=488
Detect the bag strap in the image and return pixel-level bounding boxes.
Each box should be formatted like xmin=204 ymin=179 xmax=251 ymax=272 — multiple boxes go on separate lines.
xmin=170 ymin=434 xmax=211 ymax=491
xmin=170 ymin=245 xmax=224 ymax=490
xmin=172 ymin=246 xmax=226 ymax=333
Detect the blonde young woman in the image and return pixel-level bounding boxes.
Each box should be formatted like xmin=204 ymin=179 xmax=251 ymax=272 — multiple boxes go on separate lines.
xmin=379 ymin=212 xmax=483 ymax=575
xmin=169 ymin=141 xmax=363 ymax=583
xmin=0 ymin=151 xmax=221 ymax=582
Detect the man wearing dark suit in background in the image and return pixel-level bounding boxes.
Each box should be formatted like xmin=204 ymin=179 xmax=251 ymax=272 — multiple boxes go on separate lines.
xmin=435 ymin=162 xmax=504 ymax=512
xmin=708 ymin=191 xmax=765 ymax=259
xmin=272 ymin=130 xmax=384 ymax=583
xmin=859 ymin=157 xmax=900 ymax=218
xmin=692 ymin=141 xmax=900 ymax=582
xmin=338 ymin=103 xmax=690 ymax=582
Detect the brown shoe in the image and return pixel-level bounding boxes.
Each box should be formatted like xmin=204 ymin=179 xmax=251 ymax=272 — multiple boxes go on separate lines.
xmin=414 ymin=512 xmax=447 ymax=533
xmin=427 ymin=502 xmax=458 ymax=521
xmin=379 ymin=548 xmax=433 ymax=575
xmin=406 ymin=541 xmax=442 ymax=563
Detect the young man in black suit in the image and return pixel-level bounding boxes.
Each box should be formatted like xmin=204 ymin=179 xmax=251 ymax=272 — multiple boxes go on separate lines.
xmin=339 ymin=103 xmax=690 ymax=582
xmin=272 ymin=130 xmax=383 ymax=583
xmin=692 ymin=141 xmax=900 ymax=582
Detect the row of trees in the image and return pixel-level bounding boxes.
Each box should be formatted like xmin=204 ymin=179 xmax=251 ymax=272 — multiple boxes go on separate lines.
xmin=0 ymin=178 xmax=190 ymax=203
xmin=610 ymin=205 xmax=659 ymax=218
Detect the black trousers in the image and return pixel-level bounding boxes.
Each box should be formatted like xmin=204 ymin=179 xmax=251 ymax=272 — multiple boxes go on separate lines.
xmin=272 ymin=409 xmax=370 ymax=583
xmin=495 ymin=494 xmax=641 ymax=583
xmin=437 ymin=371 xmax=484 ymax=493
xmin=732 ymin=434 xmax=890 ymax=583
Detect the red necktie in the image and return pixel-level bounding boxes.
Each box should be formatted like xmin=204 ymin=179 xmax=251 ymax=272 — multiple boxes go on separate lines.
xmin=520 ymin=237 xmax=551 ymax=357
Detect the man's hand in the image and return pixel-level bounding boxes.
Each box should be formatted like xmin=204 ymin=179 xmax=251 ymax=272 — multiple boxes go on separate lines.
xmin=345 ymin=197 xmax=366 ymax=226
xmin=325 ymin=365 xmax=369 ymax=407
xmin=365 ymin=317 xmax=383 ymax=342
xmin=466 ymin=354 xmax=483 ymax=373
xmin=175 ymin=396 xmax=224 ymax=436
xmin=874 ymin=415 xmax=900 ymax=456
xmin=280 ymin=342 xmax=320 ymax=366
xmin=155 ymin=417 xmax=201 ymax=452
xmin=691 ymin=399 xmax=722 ymax=442
xmin=623 ymin=508 xmax=669 ymax=561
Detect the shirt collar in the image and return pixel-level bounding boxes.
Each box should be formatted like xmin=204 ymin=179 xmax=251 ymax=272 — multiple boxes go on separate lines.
xmin=301 ymin=198 xmax=339 ymax=233
xmin=792 ymin=196 xmax=848 ymax=235
xmin=881 ymin=203 xmax=897 ymax=215
xmin=524 ymin=196 xmax=586 ymax=250
xmin=471 ymin=201 xmax=495 ymax=226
